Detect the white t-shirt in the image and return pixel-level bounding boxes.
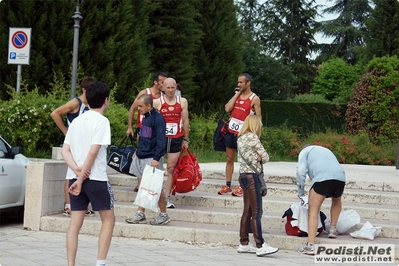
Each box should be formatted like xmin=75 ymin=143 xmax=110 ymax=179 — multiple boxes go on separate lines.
xmin=64 ymin=110 xmax=111 ymax=181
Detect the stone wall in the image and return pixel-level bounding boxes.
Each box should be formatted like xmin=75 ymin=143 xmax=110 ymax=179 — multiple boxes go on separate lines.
xmin=24 ymin=159 xmax=67 ymax=230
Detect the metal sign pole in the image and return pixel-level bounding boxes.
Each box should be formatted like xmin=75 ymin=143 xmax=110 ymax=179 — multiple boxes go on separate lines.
xmin=8 ymin=28 xmax=31 ymax=91
xmin=16 ymin=65 xmax=21 ymax=93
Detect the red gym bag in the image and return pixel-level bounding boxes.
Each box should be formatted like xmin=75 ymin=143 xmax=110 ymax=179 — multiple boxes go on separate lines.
xmin=172 ymin=148 xmax=202 ymax=195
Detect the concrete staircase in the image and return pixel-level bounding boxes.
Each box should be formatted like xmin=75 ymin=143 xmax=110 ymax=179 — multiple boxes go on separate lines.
xmin=39 ymin=163 xmax=399 ymax=259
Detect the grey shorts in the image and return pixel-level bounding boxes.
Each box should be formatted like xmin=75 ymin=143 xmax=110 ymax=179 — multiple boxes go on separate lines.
xmin=129 ymin=155 xmax=164 ymax=178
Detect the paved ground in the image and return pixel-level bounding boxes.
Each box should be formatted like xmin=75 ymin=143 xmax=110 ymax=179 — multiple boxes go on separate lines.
xmin=0 ymin=214 xmax=316 ymax=266
xmin=0 ymin=219 xmax=397 ymax=266
xmin=1 ymin=162 xmax=398 ymax=266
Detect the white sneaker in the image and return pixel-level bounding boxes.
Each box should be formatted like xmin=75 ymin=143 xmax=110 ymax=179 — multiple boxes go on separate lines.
xmin=237 ymin=243 xmax=256 ymax=254
xmin=328 ymin=227 xmax=338 ymax=238
xmin=256 ymin=243 xmax=279 ymax=257
xmin=298 ymin=242 xmax=315 ymax=255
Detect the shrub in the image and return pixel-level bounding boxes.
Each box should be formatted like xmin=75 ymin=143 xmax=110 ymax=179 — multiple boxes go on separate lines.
xmin=0 ymin=76 xmax=130 ymax=155
xmin=188 ymin=113 xmax=219 ymax=150
xmin=261 ymin=123 xmax=300 ymax=161
xmin=346 ymin=56 xmax=399 ymax=144
xmin=104 ymin=87 xmax=130 ymax=146
xmin=289 ymin=93 xmax=330 ymax=103
xmin=0 ymin=80 xmax=68 ymax=154
xmin=294 ymin=130 xmax=395 ymax=165
xmin=312 ymin=58 xmax=362 ymax=102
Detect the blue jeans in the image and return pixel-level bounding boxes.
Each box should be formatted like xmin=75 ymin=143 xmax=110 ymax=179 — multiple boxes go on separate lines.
xmin=238 ymin=173 xmax=264 ymax=248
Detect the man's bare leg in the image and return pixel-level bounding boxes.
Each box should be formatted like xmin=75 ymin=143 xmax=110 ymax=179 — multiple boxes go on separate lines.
xmin=165 ymin=152 xmax=180 ymax=196
xmin=97 ymin=209 xmax=115 ymax=260
xmin=307 ymin=188 xmax=325 ymax=244
xmin=225 ymin=147 xmax=236 ymax=183
xmin=67 ymin=210 xmax=86 ymax=266
xmin=330 ymin=196 xmax=342 ymax=227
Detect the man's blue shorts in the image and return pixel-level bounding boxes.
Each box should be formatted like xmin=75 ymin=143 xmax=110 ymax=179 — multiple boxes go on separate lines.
xmin=68 ymin=179 xmax=114 ymax=211
xmin=225 ymin=130 xmax=238 ymax=149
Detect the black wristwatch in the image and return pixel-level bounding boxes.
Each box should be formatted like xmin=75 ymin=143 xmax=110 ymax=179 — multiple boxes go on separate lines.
xmin=183 ymin=138 xmax=189 ymax=142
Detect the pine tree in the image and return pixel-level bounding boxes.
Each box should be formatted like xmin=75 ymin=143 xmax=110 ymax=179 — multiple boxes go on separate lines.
xmin=192 ymin=0 xmax=244 ymax=113
xmin=316 ymin=0 xmax=371 ymax=65
xmin=0 ymin=0 xmax=152 ymax=105
xmin=78 ymin=0 xmax=152 ymax=105
xmin=367 ymin=0 xmax=399 ymax=58
xmin=237 ymin=0 xmax=296 ymax=100
xmin=0 ymin=0 xmax=75 ymax=98
xmin=146 ymin=0 xmax=203 ymax=109
xmin=260 ymin=0 xmax=319 ymax=94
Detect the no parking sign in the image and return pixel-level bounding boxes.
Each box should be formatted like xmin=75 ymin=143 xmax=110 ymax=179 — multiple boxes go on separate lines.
xmin=8 ymin=28 xmax=31 ymax=65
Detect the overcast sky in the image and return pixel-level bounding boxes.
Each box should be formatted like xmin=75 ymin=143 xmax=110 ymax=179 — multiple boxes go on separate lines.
xmin=314 ymin=0 xmax=338 ymax=44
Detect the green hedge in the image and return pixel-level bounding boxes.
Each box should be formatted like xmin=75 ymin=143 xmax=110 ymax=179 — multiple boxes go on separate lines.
xmin=261 ymin=101 xmax=347 ymax=134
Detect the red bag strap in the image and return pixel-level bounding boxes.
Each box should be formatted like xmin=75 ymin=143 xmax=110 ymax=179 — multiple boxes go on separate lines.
xmin=180 ymin=147 xmax=194 ymax=164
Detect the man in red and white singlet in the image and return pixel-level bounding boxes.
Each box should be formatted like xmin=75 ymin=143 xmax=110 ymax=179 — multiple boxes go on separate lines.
xmin=154 ymin=78 xmax=189 ymax=209
xmin=126 ymin=72 xmax=168 ymax=138
xmin=218 ymin=73 xmax=262 ymax=197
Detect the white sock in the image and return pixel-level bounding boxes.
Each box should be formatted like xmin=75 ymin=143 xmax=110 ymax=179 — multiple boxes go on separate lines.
xmin=96 ymin=260 xmax=106 ymax=266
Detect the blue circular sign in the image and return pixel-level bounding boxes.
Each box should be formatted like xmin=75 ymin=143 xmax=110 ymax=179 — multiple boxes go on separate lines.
xmin=12 ymin=31 xmax=28 ymax=49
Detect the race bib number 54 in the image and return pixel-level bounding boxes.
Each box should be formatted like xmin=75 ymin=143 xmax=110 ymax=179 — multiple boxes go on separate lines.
xmin=228 ymin=118 xmax=244 ymax=133
xmin=166 ymin=123 xmax=178 ymax=136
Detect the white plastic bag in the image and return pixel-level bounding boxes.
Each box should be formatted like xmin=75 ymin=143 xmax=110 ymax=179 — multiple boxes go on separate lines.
xmin=336 ymin=209 xmax=361 ymax=233
xmin=350 ymin=221 xmax=382 ymax=240
xmin=133 ymin=164 xmax=164 ymax=212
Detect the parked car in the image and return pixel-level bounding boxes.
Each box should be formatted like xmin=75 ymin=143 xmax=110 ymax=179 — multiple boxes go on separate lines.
xmin=0 ymin=135 xmax=30 ymax=221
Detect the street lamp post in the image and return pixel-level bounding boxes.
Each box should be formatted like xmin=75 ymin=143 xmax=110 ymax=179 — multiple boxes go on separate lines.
xmin=70 ymin=0 xmax=83 ymax=99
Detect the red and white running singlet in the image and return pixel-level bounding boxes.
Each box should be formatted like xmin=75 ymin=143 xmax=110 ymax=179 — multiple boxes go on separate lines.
xmin=228 ymin=93 xmax=256 ymax=134
xmin=135 ymin=88 xmax=161 ymax=128
xmin=159 ymin=95 xmax=184 ymax=138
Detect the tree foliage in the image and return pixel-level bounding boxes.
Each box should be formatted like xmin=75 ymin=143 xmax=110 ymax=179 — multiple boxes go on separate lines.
xmin=79 ymin=0 xmax=153 ymax=105
xmin=244 ymin=47 xmax=296 ymax=100
xmin=0 ymin=0 xmax=244 ymax=114
xmin=0 ymin=0 xmax=152 ymax=105
xmin=366 ymin=0 xmax=399 ymax=58
xmin=259 ymin=0 xmax=320 ymax=94
xmin=192 ymin=0 xmax=244 ymax=113
xmin=237 ymin=0 xmax=296 ymax=100
xmin=316 ymin=0 xmax=371 ymax=65
xmin=312 ymin=57 xmax=362 ymax=102
xmin=147 ymin=0 xmax=203 ymax=110
xmin=0 ymin=0 xmax=75 ymax=99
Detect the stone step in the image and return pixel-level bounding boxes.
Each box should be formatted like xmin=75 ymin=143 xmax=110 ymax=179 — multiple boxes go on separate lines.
xmin=201 ymin=162 xmax=399 ymax=193
xmin=112 ymin=184 xmax=399 ymax=218
xmin=109 ymin=175 xmax=399 ymax=207
xmin=109 ymin=162 xmax=399 ymax=193
xmin=214 ymin=173 xmax=399 ymax=193
xmin=40 ymin=214 xmax=399 ymax=260
xmin=113 ymin=189 xmax=399 ymax=223
xmin=113 ymin=201 xmax=399 ymax=239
